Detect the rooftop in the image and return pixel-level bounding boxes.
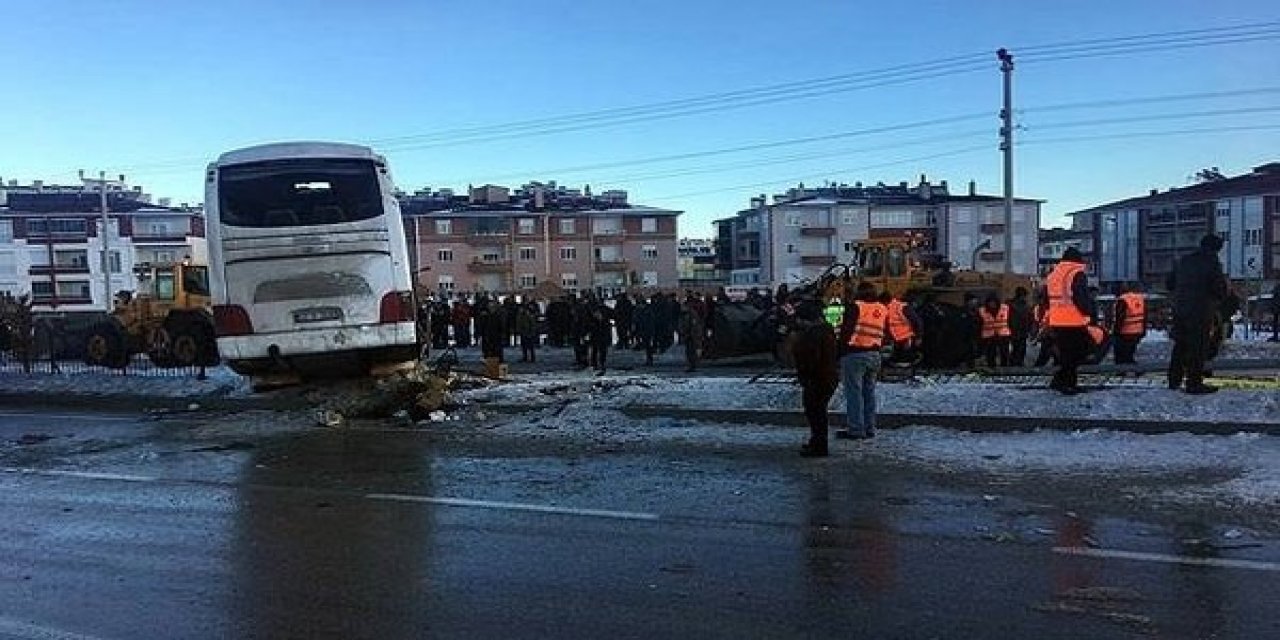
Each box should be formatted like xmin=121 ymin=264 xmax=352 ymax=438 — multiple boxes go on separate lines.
xmin=1067 ymin=162 xmax=1280 ymax=216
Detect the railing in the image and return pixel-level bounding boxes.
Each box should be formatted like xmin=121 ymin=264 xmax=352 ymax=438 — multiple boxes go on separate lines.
xmin=29 ymin=264 xmax=91 ymax=275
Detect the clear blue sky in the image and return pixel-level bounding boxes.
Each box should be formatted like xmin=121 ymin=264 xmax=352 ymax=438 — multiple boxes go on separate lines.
xmin=1 ymin=0 xmax=1277 ymax=234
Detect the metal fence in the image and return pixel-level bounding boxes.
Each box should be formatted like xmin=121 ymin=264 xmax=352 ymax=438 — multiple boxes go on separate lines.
xmin=0 ymin=351 xmax=213 ymax=378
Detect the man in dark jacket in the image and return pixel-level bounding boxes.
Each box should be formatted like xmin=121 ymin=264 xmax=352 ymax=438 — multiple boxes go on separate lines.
xmin=793 ymin=301 xmax=840 ymax=457
xmin=1270 ymin=283 xmax=1280 ymax=342
xmin=587 ymin=297 xmax=613 ymax=374
xmin=633 ymin=297 xmax=659 ymax=365
xmin=1007 ymin=287 xmax=1033 ymax=367
xmin=613 ymin=293 xmax=634 ymax=349
xmin=1166 ymin=234 xmax=1228 ymax=394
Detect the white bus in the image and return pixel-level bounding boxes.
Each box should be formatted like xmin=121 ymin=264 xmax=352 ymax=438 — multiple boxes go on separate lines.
xmin=205 ymin=142 xmax=418 ymax=377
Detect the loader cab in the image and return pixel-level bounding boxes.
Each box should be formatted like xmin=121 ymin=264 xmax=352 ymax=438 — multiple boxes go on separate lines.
xmin=132 ymin=262 xmax=211 ymax=311
xmin=853 ymin=239 xmax=917 ymax=297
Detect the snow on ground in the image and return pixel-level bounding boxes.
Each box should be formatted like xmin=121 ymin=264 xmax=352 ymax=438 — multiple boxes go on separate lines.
xmin=460 ymin=372 xmax=1280 ymax=424
xmin=458 ymin=369 xmax=1280 ymax=509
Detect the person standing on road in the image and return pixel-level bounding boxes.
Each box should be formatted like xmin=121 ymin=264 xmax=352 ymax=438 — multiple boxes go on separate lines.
xmin=614 ymin=292 xmax=634 ymax=349
xmin=451 ymin=299 xmax=473 ymax=349
xmin=678 ymin=295 xmax=705 ymax=372
xmin=1166 ymin=234 xmax=1229 ymax=394
xmin=1007 ymin=287 xmax=1033 ymax=367
xmin=587 ymin=296 xmax=613 ymax=374
xmin=1031 ymin=291 xmax=1056 ymax=367
xmin=836 ymin=282 xmax=887 ymax=440
xmin=978 ymin=292 xmax=1012 ymax=368
xmin=516 ymin=301 xmax=540 ymax=363
xmin=1112 ymin=282 xmax=1146 ymax=365
xmin=1043 ymin=248 xmax=1094 ymax=395
xmin=793 ymin=301 xmax=840 ymax=457
xmin=634 ymin=296 xmax=659 ymax=366
xmin=568 ymin=294 xmax=590 ymax=368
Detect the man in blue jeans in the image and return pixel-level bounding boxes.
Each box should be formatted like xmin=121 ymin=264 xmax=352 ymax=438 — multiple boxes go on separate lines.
xmin=837 ymin=282 xmax=888 ymax=440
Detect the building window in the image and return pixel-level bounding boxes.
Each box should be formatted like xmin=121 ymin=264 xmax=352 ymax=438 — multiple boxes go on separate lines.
xmin=0 ymin=252 xmax=15 ymax=278
xmin=561 ymin=273 xmax=578 ymax=289
xmin=437 ymin=249 xmax=454 ymax=262
xmin=57 ymin=281 xmax=91 ymax=299
xmin=518 ymin=218 xmax=536 ymax=235
xmin=31 ymin=281 xmax=54 ymax=297
xmin=642 ymin=271 xmax=659 ymax=286
xmin=518 ymin=274 xmax=537 ymax=288
xmin=519 ymin=247 xmax=536 ymax=261
xmin=560 ymin=246 xmax=577 ymax=261
xmin=786 ymin=215 xmax=801 ymax=227
xmin=438 ymin=275 xmax=454 ymax=291
xmin=786 ymin=244 xmax=796 ymax=254
xmin=642 ymin=245 xmax=658 ymax=260
xmin=480 ymin=249 xmax=503 ymax=263
xmin=641 ymin=218 xmax=657 ymax=233
xmin=0 ymin=220 xmax=11 ymax=242
xmin=843 ymin=241 xmax=856 ymax=253
xmin=28 ymin=218 xmax=88 ymax=236
xmin=841 ymin=212 xmax=857 ymax=226
xmin=559 ymin=219 xmax=576 ymax=235
xmin=435 ymin=220 xmax=452 ymax=235
xmin=108 ymin=251 xmax=122 ymax=274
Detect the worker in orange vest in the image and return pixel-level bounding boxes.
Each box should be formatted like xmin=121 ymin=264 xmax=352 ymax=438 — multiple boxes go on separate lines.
xmin=1031 ymin=291 xmax=1055 ymax=367
xmin=1111 ymin=283 xmax=1146 ymax=365
xmin=880 ymin=291 xmax=920 ymax=363
xmin=1042 ymin=247 xmax=1095 ymax=395
xmin=836 ymin=282 xmax=888 ymax=440
xmin=978 ymin=292 xmax=1013 ymax=367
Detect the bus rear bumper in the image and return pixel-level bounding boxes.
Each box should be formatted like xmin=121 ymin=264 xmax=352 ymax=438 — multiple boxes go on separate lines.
xmin=218 ymin=322 xmax=420 ymax=375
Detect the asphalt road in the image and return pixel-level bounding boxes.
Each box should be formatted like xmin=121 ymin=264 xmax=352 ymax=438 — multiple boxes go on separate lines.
xmin=0 ymin=408 xmax=1277 ymax=639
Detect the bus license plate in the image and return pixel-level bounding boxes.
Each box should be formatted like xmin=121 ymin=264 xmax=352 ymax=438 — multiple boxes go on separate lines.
xmin=293 ymin=307 xmax=343 ymax=324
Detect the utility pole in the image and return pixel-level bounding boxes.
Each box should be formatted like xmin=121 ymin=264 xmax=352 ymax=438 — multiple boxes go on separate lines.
xmin=81 ymin=170 xmax=119 ymax=310
xmin=997 ymin=48 xmax=1015 ymax=274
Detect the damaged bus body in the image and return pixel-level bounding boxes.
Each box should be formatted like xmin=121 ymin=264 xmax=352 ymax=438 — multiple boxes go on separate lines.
xmin=206 ymin=142 xmax=418 ymax=380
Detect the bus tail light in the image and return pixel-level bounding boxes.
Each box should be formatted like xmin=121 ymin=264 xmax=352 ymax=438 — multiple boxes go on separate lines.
xmin=380 ymin=291 xmax=415 ymax=323
xmin=214 ymin=305 xmax=254 ymax=336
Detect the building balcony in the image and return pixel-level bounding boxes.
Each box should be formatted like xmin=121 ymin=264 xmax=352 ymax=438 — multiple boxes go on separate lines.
xmin=468 ymin=259 xmax=512 ymax=273
xmin=799 ymin=226 xmax=836 ymax=237
xmin=31 ymin=296 xmax=94 ymax=306
xmin=29 ymin=264 xmax=91 ymax=275
xmin=594 ymin=258 xmax=630 ymax=271
xmin=979 ymin=223 xmax=1006 ymax=234
xmin=131 ymin=234 xmax=189 ymax=243
xmin=978 ymin=251 xmax=1006 ymax=262
xmin=800 ymin=255 xmax=836 ymax=267
xmin=592 ymin=233 xmax=626 ymax=244
xmin=466 ymin=232 xmax=511 ymax=245
xmin=26 ymin=233 xmax=89 ymax=244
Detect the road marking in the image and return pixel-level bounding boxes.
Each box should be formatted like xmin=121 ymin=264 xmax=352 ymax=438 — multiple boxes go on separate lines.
xmin=0 ymin=617 xmax=106 ymax=640
xmin=366 ymin=493 xmax=660 ymax=522
xmin=2 ymin=468 xmax=157 ymax=483
xmin=1054 ymin=546 xmax=1280 ymax=572
xmin=0 ymin=412 xmax=136 ymax=423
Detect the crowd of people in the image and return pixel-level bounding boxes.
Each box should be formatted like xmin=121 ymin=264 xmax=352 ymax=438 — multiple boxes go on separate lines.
xmin=417 ymin=290 xmax=733 ymax=374
xmin=790 ymin=233 xmax=1254 ymax=458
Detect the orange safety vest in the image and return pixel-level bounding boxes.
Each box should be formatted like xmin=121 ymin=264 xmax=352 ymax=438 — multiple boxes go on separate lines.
xmin=979 ymin=304 xmax=1012 ymax=339
xmin=887 ymin=298 xmax=914 ymax=343
xmin=1045 ymin=261 xmax=1090 ymax=328
xmin=1117 ymin=292 xmax=1145 ymax=336
xmin=847 ymin=301 xmax=888 ymax=349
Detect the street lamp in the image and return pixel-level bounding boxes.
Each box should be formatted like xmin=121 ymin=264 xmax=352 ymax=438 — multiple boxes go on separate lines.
xmin=971 ymin=238 xmax=992 ymax=270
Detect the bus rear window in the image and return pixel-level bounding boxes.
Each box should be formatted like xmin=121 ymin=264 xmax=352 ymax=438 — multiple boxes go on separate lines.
xmin=218 ymin=158 xmax=384 ymax=228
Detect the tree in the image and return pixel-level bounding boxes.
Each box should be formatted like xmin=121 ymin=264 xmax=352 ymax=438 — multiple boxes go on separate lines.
xmin=1191 ymin=167 xmax=1227 ymax=183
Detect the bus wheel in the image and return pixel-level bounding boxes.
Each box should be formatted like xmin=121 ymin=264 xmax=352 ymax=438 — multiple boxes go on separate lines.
xmin=85 ymin=323 xmax=128 ymax=369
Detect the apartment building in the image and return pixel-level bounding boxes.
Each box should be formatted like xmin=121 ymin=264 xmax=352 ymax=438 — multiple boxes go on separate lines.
xmin=400 ymin=182 xmax=681 ymax=295
xmin=714 ymin=176 xmax=1041 ymax=286
xmin=1065 ymin=162 xmax=1280 ymax=289
xmin=0 ymin=177 xmax=206 ymax=312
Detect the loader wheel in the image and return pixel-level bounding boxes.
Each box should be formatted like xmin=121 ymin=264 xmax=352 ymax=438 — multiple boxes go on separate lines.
xmin=169 ymin=319 xmax=219 ymax=367
xmin=84 ymin=323 xmax=128 ymax=369
xmin=146 ymin=327 xmax=177 ymax=368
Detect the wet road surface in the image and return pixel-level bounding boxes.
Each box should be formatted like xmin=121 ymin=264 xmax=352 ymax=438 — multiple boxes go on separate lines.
xmin=0 ymin=408 xmax=1277 ymax=639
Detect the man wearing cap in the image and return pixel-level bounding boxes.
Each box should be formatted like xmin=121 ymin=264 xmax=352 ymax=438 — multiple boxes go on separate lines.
xmin=1166 ymin=234 xmax=1229 ymax=394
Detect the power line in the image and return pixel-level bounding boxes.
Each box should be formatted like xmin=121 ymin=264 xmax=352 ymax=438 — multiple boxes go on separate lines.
xmin=644 ymin=145 xmax=992 ymax=202
xmin=1021 ymin=87 xmax=1280 ymax=114
xmin=1013 ymin=19 xmax=1280 ymax=53
xmin=1027 ymin=105 xmax=1280 ymax=131
xmin=1019 ymin=123 xmax=1280 ymax=146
